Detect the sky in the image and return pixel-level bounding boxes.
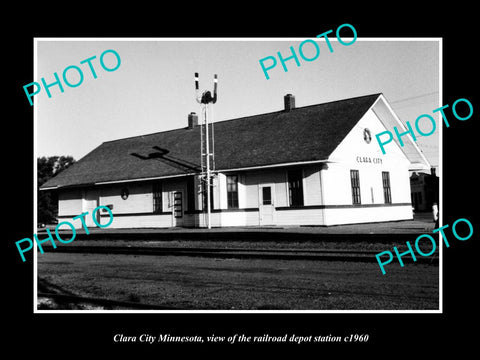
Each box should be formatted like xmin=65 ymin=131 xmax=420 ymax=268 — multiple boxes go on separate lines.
xmin=35 ymin=38 xmax=440 ymax=168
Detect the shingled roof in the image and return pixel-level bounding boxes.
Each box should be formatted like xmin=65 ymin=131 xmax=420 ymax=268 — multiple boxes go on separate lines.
xmin=41 ymin=93 xmax=382 ymax=189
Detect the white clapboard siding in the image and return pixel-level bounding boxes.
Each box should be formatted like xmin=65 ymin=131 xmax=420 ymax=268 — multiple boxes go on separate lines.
xmin=324 ymin=205 xmax=412 ymax=226
xmin=275 ymin=208 xmax=325 ymax=226
xmin=58 ymin=188 xmax=83 ymax=216
xmin=100 ymin=183 xmax=153 ymax=215
xmin=103 ymin=214 xmax=172 ymax=229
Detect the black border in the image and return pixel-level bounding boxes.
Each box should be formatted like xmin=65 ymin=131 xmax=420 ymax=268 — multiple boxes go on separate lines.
xmin=7 ymin=5 xmax=479 ymax=356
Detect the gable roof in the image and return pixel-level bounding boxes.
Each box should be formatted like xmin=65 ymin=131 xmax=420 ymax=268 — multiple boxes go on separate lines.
xmin=41 ymin=93 xmax=383 ymax=189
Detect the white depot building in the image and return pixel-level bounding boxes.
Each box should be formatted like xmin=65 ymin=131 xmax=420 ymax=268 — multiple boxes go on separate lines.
xmin=41 ymin=93 xmax=431 ymax=228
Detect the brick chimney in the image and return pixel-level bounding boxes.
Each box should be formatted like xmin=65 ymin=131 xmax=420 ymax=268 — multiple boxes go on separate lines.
xmin=284 ymin=94 xmax=295 ymax=111
xmin=188 ymin=112 xmax=198 ymax=129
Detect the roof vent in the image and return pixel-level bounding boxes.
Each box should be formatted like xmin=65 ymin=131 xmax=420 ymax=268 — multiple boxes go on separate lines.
xmin=284 ymin=94 xmax=295 ymax=111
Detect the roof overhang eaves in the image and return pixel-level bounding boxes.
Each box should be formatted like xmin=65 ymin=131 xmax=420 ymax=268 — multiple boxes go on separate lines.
xmin=94 ymin=172 xmax=197 ymax=185
xmin=218 ymin=159 xmax=331 ymax=173
xmin=39 ymin=185 xmax=60 ymax=191
xmin=41 ymin=159 xmax=333 ymax=189
xmin=373 ymin=94 xmax=432 ymax=169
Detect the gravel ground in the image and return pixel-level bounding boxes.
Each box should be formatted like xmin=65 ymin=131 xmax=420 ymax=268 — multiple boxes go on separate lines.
xmin=36 ymin=213 xmax=439 ymax=310
xmin=37 ymin=252 xmax=439 ymax=311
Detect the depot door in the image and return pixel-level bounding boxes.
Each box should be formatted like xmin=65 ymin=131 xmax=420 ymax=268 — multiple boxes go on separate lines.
xmin=83 ymin=189 xmax=99 ymax=227
xmin=259 ymin=185 xmax=275 ymax=225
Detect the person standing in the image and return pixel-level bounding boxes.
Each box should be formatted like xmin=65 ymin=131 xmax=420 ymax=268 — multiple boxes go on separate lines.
xmin=432 ymin=202 xmax=439 ymax=229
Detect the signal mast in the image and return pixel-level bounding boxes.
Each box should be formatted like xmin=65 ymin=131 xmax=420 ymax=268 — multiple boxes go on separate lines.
xmin=195 ymin=72 xmax=218 ymax=229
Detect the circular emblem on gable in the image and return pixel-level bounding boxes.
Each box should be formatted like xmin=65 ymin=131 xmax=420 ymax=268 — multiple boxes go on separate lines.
xmin=363 ymin=128 xmax=372 ymax=144
xmin=121 ymin=188 xmax=129 ymax=200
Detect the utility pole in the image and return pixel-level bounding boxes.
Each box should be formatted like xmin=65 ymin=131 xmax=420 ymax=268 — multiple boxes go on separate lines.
xmin=195 ymin=72 xmax=217 ymax=229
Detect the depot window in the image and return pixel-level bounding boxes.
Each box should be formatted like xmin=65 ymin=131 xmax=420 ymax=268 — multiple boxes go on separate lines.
xmin=288 ymin=169 xmax=304 ymax=206
xmin=382 ymin=171 xmax=392 ymax=204
xmin=350 ymin=170 xmax=361 ymax=204
xmin=153 ymin=181 xmax=162 ymax=213
xmin=227 ymin=175 xmax=239 ymax=209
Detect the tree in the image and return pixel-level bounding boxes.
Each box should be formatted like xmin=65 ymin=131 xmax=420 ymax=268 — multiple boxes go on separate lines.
xmin=37 ymin=156 xmax=75 ymax=225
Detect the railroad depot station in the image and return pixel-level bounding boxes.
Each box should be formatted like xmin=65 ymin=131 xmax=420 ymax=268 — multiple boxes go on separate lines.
xmin=40 ymin=93 xmax=431 ymax=228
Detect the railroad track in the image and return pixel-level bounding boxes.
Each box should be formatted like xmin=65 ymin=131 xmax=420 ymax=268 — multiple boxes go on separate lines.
xmin=43 ymin=245 xmax=438 ymax=263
